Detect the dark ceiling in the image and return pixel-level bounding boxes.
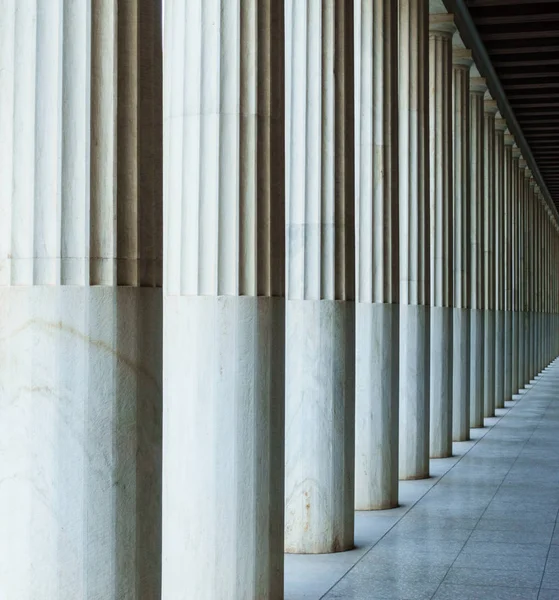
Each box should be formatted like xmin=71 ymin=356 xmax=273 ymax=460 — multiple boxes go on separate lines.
xmin=466 ymin=0 xmax=559 ymax=208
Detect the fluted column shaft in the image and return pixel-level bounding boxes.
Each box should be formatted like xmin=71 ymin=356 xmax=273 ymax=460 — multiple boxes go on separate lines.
xmin=522 ymin=167 xmax=532 ymax=384
xmin=469 ymin=78 xmax=486 ymax=429
xmin=0 ymin=3 xmax=163 ymax=598
xmin=483 ymin=100 xmax=498 ymax=420
xmin=528 ymin=177 xmax=537 ymax=379
xmin=428 ymin=14 xmax=455 ymax=459
xmin=399 ymin=0 xmax=430 ymax=480
xmin=355 ymin=0 xmax=400 ymax=511
xmin=493 ymin=117 xmax=506 ymax=412
xmin=451 ymin=48 xmax=473 ymax=442
xmin=163 ymin=3 xmax=285 ymax=597
xmin=513 ymin=152 xmax=524 ymax=394
xmin=503 ymin=133 xmax=514 ymax=404
xmin=285 ymin=0 xmax=355 ymax=554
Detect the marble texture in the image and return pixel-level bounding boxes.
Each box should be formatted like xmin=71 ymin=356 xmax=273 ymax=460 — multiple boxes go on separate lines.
xmin=470 ymin=309 xmax=485 ymax=429
xmin=0 ymin=287 xmax=162 ymax=600
xmin=400 ymin=304 xmax=431 ymax=480
xmin=285 ymin=300 xmax=355 ymax=553
xmin=453 ymin=308 xmax=471 ymax=441
xmin=355 ymin=303 xmax=399 ymax=510
xmin=484 ymin=310 xmax=497 ymax=419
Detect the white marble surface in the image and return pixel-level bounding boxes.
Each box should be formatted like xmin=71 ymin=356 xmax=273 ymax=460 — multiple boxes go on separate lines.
xmin=504 ymin=310 xmax=514 ymax=403
xmin=483 ymin=310 xmax=496 ymax=419
xmin=469 ymin=308 xmax=485 ymax=430
xmin=162 ymin=295 xmax=284 ymax=600
xmin=453 ymin=308 xmax=471 ymax=441
xmin=285 ymin=299 xmax=355 ymax=554
xmin=0 ymin=286 xmax=162 ymax=600
xmin=430 ymin=307 xmax=453 ymax=458
xmin=494 ymin=309 xmax=505 ymax=411
xmin=399 ymin=304 xmax=430 ymax=480
xmin=355 ymin=303 xmax=399 ymax=510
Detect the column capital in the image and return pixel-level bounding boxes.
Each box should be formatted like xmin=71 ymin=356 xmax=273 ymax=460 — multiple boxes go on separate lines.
xmin=453 ymin=48 xmax=473 ymax=69
xmin=429 ymin=13 xmax=456 ymax=37
xmin=513 ymin=145 xmax=522 ymax=160
xmin=484 ymin=99 xmax=499 ymax=115
xmin=504 ymin=133 xmax=515 ymax=147
xmin=495 ymin=117 xmax=508 ymax=132
xmin=470 ymin=76 xmax=487 ymax=94
xmin=519 ymin=158 xmax=528 ymax=170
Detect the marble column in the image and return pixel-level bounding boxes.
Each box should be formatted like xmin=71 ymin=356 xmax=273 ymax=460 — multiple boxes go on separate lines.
xmin=355 ymin=0 xmax=400 ymax=511
xmin=469 ymin=75 xmax=487 ymax=430
xmin=482 ymin=99 xmax=498 ymax=420
xmin=522 ymin=166 xmax=533 ymax=386
xmin=428 ymin=14 xmax=455 ymax=459
xmin=451 ymin=46 xmax=473 ymax=442
xmin=399 ymin=0 xmax=431 ymax=480
xmin=503 ymin=132 xmax=514 ymax=404
xmin=285 ymin=0 xmax=355 ymax=554
xmin=162 ymin=2 xmax=285 ymax=597
xmin=0 ymin=3 xmax=163 ymax=598
xmin=493 ymin=116 xmax=506 ymax=411
xmin=517 ymin=156 xmax=527 ymax=391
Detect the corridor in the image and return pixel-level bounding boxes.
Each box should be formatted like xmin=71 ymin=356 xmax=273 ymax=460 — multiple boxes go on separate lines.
xmin=286 ymin=360 xmax=559 ymax=600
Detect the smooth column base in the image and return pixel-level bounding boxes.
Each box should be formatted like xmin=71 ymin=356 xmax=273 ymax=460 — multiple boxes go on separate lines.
xmin=430 ymin=306 xmax=453 ymax=458
xmin=453 ymin=308 xmax=471 ymax=441
xmin=163 ymin=295 xmax=285 ymax=599
xmin=285 ymin=299 xmax=355 ymax=554
xmin=0 ymin=286 xmax=162 ymax=600
xmin=503 ymin=310 xmax=513 ymax=405
xmin=511 ymin=311 xmax=519 ymax=396
xmin=470 ymin=309 xmax=485 ymax=429
xmin=484 ymin=310 xmax=496 ymax=419
xmin=355 ymin=303 xmax=399 ymax=511
xmin=494 ymin=310 xmax=505 ymax=411
xmin=399 ymin=304 xmax=430 ymax=480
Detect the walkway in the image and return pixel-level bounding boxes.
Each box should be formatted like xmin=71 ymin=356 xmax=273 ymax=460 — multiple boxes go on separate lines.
xmin=285 ymin=359 xmax=559 ymax=600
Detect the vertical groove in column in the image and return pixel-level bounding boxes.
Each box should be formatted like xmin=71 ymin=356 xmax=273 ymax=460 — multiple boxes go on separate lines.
xmin=428 ymin=14 xmax=455 ymax=460
xmin=511 ymin=145 xmax=521 ymax=395
xmin=482 ymin=99 xmax=497 ymax=421
xmin=91 ymin=0 xmax=116 ymax=286
xmin=285 ymin=0 xmax=355 ymax=554
xmin=355 ymin=0 xmax=400 ymax=511
xmin=451 ymin=48 xmax=473 ymax=443
xmin=469 ymin=77 xmax=486 ymax=430
xmin=163 ymin=1 xmax=285 ymax=597
xmin=399 ymin=0 xmax=430 ymax=480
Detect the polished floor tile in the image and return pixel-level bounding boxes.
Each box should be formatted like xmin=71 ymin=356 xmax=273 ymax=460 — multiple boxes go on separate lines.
xmin=285 ymin=359 xmax=559 ymax=599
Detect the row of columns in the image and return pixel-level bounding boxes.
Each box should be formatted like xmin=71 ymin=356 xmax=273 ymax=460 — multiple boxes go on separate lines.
xmin=2 ymin=1 xmax=559 ymax=599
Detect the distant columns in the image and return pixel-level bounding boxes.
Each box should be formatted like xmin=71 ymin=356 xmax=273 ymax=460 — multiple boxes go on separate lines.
xmin=398 ymin=0 xmax=431 ymax=480
xmin=355 ymin=0 xmax=400 ymax=511
xmin=284 ymin=0 xmax=356 ymax=554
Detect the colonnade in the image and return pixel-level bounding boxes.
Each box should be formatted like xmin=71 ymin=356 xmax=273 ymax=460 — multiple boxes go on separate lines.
xmin=1 ymin=1 xmax=559 ymax=600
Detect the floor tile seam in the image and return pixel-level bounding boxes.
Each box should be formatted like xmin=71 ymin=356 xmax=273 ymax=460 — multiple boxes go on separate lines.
xmin=319 ymin=387 xmax=522 ymax=599
xmin=429 ymin=372 xmax=555 ymax=600
xmin=319 ymin=365 xmax=558 ymax=600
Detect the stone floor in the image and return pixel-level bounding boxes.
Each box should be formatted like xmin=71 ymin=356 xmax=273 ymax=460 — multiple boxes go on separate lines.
xmin=285 ymin=359 xmax=559 ymax=600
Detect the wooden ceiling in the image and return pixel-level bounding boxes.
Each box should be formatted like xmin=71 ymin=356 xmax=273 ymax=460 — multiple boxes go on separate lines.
xmin=466 ymin=0 xmax=559 ymax=207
